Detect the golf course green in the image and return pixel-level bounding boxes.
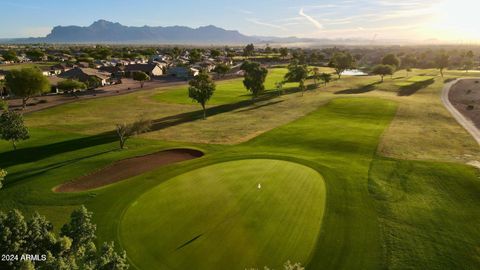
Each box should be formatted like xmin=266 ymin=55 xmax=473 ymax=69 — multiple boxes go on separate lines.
xmin=121 ymin=159 xmax=325 ymax=270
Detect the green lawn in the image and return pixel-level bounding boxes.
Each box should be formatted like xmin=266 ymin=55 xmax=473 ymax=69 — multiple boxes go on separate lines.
xmin=121 ymin=159 xmax=325 ymax=270
xmin=0 ymin=62 xmax=57 ymax=71
xmin=1 ymin=68 xmax=480 ymax=269
xmin=153 ymin=68 xmax=297 ymax=105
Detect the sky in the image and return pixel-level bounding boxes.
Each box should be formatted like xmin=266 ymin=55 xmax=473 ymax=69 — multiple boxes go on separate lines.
xmin=0 ymin=0 xmax=478 ymax=42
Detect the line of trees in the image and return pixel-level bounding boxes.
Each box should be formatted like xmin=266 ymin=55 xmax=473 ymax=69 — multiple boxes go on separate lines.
xmin=0 ymin=206 xmax=129 ymax=269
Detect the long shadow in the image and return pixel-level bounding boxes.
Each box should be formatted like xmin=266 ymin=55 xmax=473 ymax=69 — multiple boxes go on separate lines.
xmin=4 ymin=149 xmax=116 ymax=188
xmin=0 ymin=133 xmax=117 ymax=168
xmin=335 ymin=82 xmax=380 ymax=95
xmin=150 ymin=87 xmax=301 ymax=131
xmin=397 ymin=79 xmax=434 ymax=96
xmin=235 ymin=100 xmax=285 ymax=113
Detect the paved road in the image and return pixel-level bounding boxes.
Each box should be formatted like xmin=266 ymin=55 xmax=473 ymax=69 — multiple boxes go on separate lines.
xmin=441 ymin=78 xmax=480 ymax=145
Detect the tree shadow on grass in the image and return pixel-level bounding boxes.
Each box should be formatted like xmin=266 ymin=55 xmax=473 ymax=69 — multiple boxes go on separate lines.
xmin=397 ymin=78 xmax=434 ymax=96
xmin=0 ymin=133 xmax=117 ymax=168
xmin=4 ymin=149 xmax=116 ymax=188
xmin=235 ymin=100 xmax=285 ymax=113
xmin=149 ymin=87 xmax=301 ymax=131
xmin=334 ymin=82 xmax=381 ymax=95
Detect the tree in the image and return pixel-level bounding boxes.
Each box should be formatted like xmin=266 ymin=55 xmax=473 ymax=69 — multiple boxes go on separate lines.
xmin=243 ymin=43 xmax=255 ymax=57
xmin=0 ymin=207 xmax=129 ymax=269
xmin=25 ymin=49 xmax=45 ymax=61
xmin=406 ymin=68 xmax=412 ymax=78
xmin=371 ymin=64 xmax=394 ymax=82
xmin=189 ymin=49 xmax=202 ymax=63
xmin=57 ymin=79 xmax=87 ymax=95
xmin=265 ymin=44 xmax=272 ymax=54
xmin=60 ymin=206 xmax=96 ymax=251
xmin=96 ymin=242 xmax=129 ymax=270
xmin=115 ymin=116 xmax=152 ymax=149
xmin=436 ymin=52 xmax=450 ymax=78
xmin=171 ymin=46 xmax=182 ymax=60
xmin=0 ymin=99 xmax=7 ymax=112
xmin=210 ymin=49 xmax=221 ymax=58
xmin=132 ymin=71 xmax=150 ymax=88
xmin=2 ymin=50 xmax=18 ymax=62
xmin=275 ymin=81 xmax=285 ymax=95
xmin=213 ymin=63 xmax=231 ymax=77
xmin=319 ymin=73 xmax=332 ymax=87
xmin=312 ymin=67 xmax=320 ymax=87
xmin=240 ymin=61 xmax=268 ymax=101
xmin=382 ymin=54 xmax=401 ymax=70
xmin=331 ymin=52 xmax=353 ymax=79
xmin=0 ymin=169 xmax=6 ymax=189
xmin=279 ymin=48 xmax=289 ymax=60
xmin=86 ymin=76 xmax=103 ymax=89
xmin=25 ymin=212 xmax=56 ymax=255
xmin=188 ymin=72 xmax=216 ymax=119
xmin=0 ymin=209 xmax=28 ymax=268
xmin=284 ymin=60 xmax=309 ymax=95
xmin=6 ymin=68 xmax=50 ymax=109
xmin=0 ymin=79 xmax=6 ymax=99
xmin=0 ymin=110 xmax=29 ymax=150
xmin=462 ymin=51 xmax=475 ymax=72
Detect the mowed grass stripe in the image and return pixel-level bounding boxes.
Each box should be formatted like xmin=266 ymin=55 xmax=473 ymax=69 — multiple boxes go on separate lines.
xmin=241 ymin=98 xmax=398 ymax=269
xmin=120 ymin=159 xmax=326 ymax=270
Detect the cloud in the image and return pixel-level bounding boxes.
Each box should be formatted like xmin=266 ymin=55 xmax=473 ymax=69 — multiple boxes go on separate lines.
xmin=299 ymin=8 xmax=323 ymax=30
xmin=246 ymin=18 xmax=288 ymax=31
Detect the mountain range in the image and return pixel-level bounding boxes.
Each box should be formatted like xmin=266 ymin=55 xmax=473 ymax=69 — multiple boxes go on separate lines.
xmin=4 ymin=20 xmax=406 ymax=45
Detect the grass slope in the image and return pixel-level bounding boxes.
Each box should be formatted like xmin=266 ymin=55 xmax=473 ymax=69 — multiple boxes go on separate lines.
xmin=0 ymin=68 xmax=479 ymax=269
xmin=121 ymin=159 xmax=325 ymax=270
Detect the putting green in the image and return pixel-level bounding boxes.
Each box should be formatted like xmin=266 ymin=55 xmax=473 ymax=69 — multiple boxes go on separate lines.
xmin=120 ymin=159 xmax=326 ymax=270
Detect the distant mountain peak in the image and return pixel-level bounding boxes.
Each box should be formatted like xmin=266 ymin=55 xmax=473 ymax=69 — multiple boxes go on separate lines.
xmin=41 ymin=20 xmax=257 ymax=44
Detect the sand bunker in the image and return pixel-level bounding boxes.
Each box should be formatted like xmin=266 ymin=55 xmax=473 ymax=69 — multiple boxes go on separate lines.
xmin=54 ymin=148 xmax=203 ymax=192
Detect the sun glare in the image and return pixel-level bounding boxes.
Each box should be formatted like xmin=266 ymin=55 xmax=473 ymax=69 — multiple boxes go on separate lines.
xmin=432 ymin=0 xmax=480 ymax=41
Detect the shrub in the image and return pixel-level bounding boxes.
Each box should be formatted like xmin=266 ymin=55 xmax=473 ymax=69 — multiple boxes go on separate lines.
xmin=0 ymin=169 xmax=6 ymax=189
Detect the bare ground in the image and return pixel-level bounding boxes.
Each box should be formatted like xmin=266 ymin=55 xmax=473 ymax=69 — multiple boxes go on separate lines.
xmin=54 ymin=148 xmax=203 ymax=192
xmin=448 ymin=78 xmax=480 ymax=131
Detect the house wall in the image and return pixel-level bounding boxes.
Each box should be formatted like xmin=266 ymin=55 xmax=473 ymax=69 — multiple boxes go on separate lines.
xmin=151 ymin=66 xmax=163 ymax=76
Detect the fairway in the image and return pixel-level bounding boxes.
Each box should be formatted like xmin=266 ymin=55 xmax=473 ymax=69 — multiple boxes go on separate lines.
xmin=120 ymin=159 xmax=326 ymax=270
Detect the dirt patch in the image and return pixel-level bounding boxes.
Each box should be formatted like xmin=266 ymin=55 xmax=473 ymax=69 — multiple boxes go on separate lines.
xmin=449 ymin=79 xmax=480 ymax=129
xmin=54 ymin=148 xmax=203 ymax=192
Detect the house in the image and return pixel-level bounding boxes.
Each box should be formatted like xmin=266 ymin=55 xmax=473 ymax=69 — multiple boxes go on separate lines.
xmin=193 ymin=60 xmax=216 ymax=72
xmin=167 ymin=66 xmax=199 ymax=78
xmin=59 ymin=67 xmax=111 ymax=87
xmin=40 ymin=66 xmax=63 ymax=77
xmin=78 ymin=62 xmax=90 ymax=68
xmin=46 ymin=76 xmax=67 ymax=94
xmin=52 ymin=63 xmax=74 ymax=73
xmin=124 ymin=63 xmax=164 ymax=77
xmin=99 ymin=65 xmax=125 ymax=78
xmin=0 ymin=70 xmax=8 ymax=80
